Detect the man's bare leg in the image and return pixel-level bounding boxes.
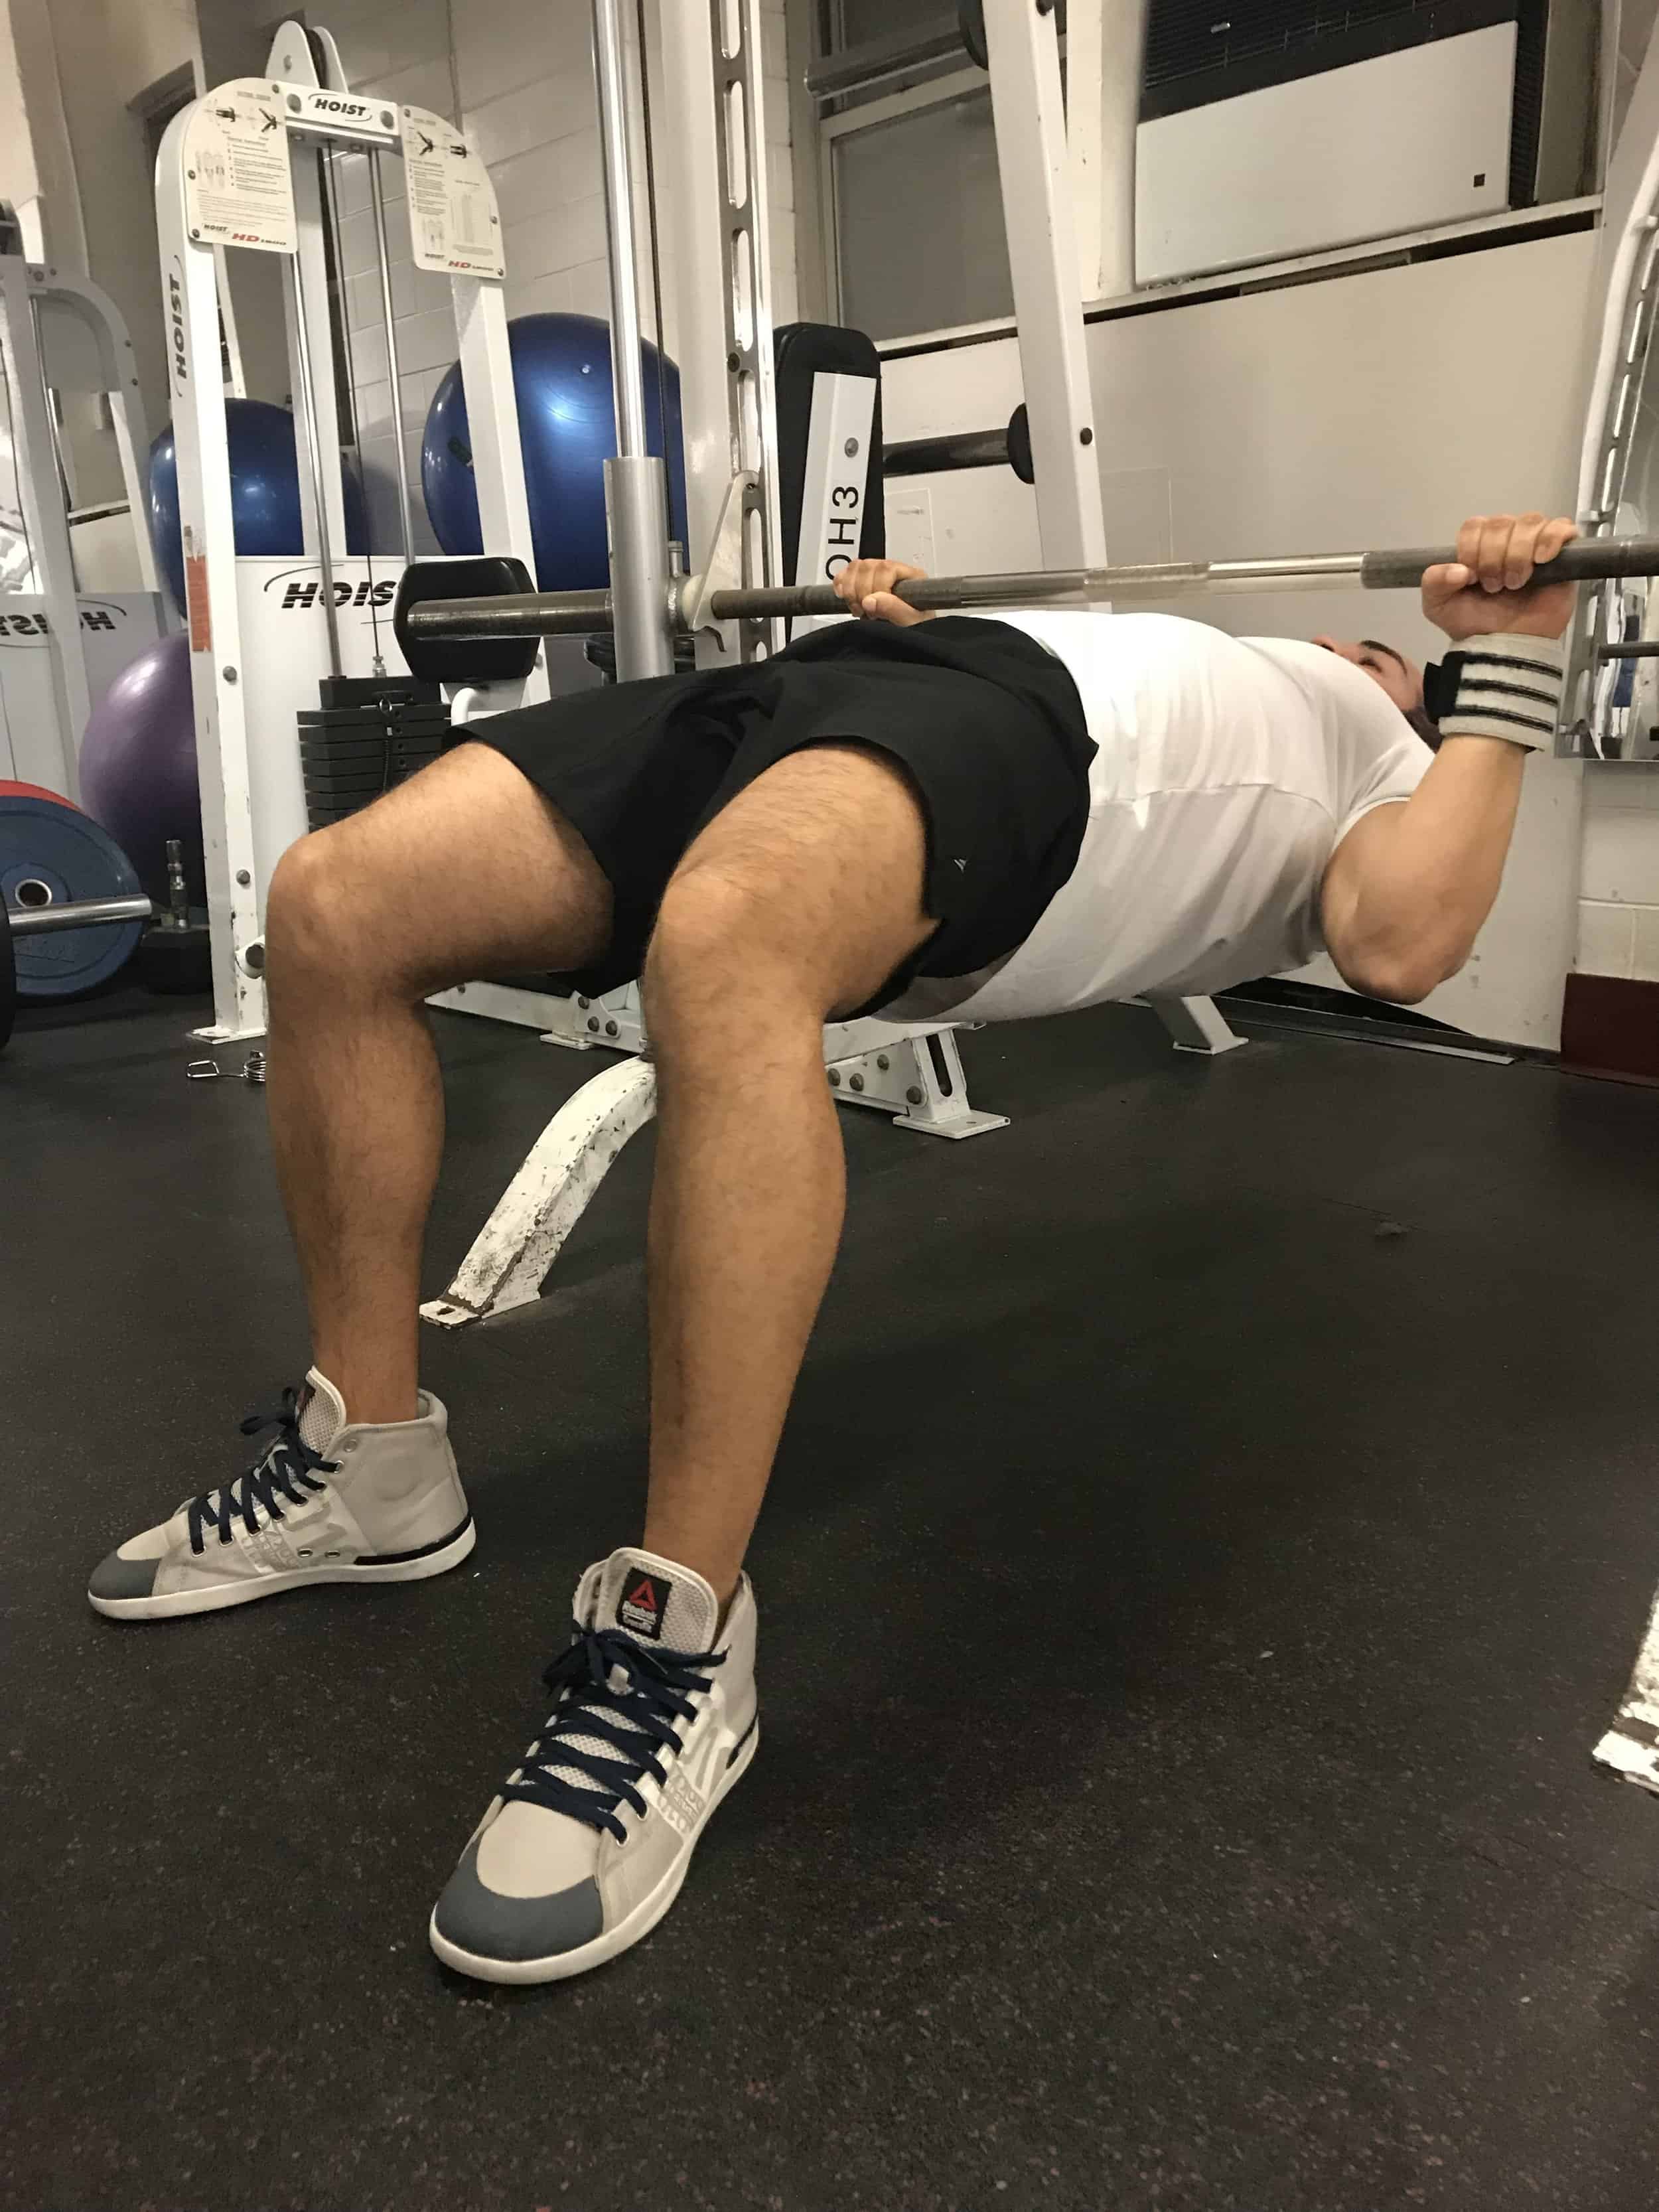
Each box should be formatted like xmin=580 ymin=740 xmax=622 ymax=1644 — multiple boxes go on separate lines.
xmin=263 ymin=743 xmax=613 ymax=1425
xmin=639 ymin=745 xmax=934 ymax=1606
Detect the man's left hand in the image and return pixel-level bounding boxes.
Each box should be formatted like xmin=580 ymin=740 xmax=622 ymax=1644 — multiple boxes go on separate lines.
xmin=1422 ymin=514 xmax=1580 ymax=642
xmin=832 ymin=559 xmax=936 ymax=626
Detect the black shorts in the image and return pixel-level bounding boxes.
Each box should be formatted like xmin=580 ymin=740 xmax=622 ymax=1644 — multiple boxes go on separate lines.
xmin=472 ymin=616 xmax=1096 ymax=1017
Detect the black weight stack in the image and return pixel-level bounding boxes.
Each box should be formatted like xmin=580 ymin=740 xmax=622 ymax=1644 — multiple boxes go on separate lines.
xmin=298 ymin=674 xmax=452 ymax=830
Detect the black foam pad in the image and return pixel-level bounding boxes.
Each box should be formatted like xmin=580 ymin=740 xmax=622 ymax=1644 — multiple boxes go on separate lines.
xmin=773 ymin=324 xmax=885 ymax=585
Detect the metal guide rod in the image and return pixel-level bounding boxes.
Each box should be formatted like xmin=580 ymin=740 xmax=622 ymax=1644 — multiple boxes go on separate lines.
xmin=284 ymin=258 xmax=343 ymax=679
xmin=401 ymin=536 xmax=1659 ymax=643
xmin=592 ymin=0 xmax=649 ymax=459
xmin=591 ymin=0 xmax=674 ymax=678
xmin=368 ymin=149 xmax=417 ymax=566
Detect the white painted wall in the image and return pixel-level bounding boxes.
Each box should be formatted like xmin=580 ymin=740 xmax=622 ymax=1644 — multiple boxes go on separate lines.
xmin=320 ymin=0 xmax=797 ymax=557
xmin=0 ymin=4 xmax=42 ymax=225
xmin=881 ymin=230 xmax=1597 ymax=1048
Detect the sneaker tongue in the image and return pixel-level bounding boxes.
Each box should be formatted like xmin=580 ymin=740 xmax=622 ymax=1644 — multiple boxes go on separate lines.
xmin=594 ymin=1547 xmax=719 ymax=1652
xmin=297 ymin=1368 xmax=349 ymax=1454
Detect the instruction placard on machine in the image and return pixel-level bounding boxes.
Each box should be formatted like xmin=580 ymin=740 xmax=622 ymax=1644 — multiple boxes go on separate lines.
xmin=182 ymin=82 xmax=297 ymax=254
xmin=401 ymin=107 xmax=504 ymax=279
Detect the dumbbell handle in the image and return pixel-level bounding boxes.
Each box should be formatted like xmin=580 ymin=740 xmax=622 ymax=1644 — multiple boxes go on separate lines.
xmin=4 ymin=893 xmax=153 ymax=938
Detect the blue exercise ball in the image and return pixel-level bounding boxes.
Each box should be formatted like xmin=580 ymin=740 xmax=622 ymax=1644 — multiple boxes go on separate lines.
xmin=420 ymin=312 xmax=687 ymax=592
xmin=147 ymin=398 xmax=368 ymax=613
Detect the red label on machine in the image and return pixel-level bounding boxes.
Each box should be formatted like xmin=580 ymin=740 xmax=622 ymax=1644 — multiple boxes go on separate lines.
xmin=185 ymin=555 xmax=212 ymax=654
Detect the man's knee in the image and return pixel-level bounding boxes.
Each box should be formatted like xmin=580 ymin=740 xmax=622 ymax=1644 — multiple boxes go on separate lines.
xmin=267 ymin=824 xmax=399 ymax=990
xmin=645 ymin=865 xmax=820 ymax=1033
xmin=267 ymin=834 xmax=334 ymax=960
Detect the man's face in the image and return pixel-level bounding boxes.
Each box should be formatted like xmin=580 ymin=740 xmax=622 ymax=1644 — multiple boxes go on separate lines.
xmin=1312 ymin=636 xmax=1424 ymax=714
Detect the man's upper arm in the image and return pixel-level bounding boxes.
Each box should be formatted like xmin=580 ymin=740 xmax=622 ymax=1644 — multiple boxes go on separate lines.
xmin=1319 ymin=800 xmax=1413 ymax=995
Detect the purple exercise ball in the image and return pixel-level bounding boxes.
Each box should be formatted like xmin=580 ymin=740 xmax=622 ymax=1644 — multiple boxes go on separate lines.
xmin=78 ymin=632 xmax=203 ymax=905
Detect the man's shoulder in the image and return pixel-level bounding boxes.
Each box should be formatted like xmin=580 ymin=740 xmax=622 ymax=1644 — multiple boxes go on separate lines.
xmin=1248 ymin=634 xmax=1421 ymax=747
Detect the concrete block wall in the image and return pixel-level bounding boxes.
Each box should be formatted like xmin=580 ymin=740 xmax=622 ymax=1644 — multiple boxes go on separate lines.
xmin=317 ymin=0 xmax=797 ymax=559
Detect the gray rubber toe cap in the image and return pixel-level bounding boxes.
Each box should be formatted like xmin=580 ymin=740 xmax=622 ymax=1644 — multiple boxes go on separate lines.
xmin=88 ymin=1552 xmax=161 ymax=1604
xmin=432 ymin=1838 xmax=605 ymax=1964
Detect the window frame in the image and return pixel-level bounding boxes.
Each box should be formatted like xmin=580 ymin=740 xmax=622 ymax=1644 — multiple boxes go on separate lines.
xmin=815 ymin=62 xmax=998 ymax=328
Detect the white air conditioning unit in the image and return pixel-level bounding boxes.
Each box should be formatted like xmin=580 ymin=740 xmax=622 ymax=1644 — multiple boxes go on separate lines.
xmin=1135 ymin=23 xmax=1518 ymax=284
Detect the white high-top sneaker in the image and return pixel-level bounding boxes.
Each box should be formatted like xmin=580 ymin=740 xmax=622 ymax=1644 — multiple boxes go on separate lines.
xmin=430 ymin=1548 xmax=759 ymax=1984
xmin=87 ymin=1369 xmax=474 ymax=1621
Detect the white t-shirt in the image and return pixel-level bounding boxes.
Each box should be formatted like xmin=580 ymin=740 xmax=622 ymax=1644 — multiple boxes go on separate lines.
xmin=884 ymin=610 xmax=1434 ymax=1025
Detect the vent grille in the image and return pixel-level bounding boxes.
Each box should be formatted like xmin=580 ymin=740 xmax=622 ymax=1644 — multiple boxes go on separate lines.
xmin=1145 ymin=0 xmax=1456 ymax=90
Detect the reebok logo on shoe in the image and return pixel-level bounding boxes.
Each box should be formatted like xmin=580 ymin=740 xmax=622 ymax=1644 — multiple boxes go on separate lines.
xmin=619 ymin=1570 xmax=670 ymax=1640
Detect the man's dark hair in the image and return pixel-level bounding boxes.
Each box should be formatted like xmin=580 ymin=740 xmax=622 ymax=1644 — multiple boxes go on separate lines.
xmin=1362 ymin=639 xmax=1442 ymax=750
xmin=1315 ymin=635 xmax=1441 ymax=747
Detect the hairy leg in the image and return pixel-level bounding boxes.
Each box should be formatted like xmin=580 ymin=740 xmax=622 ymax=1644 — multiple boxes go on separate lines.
xmin=640 ymin=744 xmax=934 ymax=1603
xmin=264 ymin=743 xmax=613 ymax=1423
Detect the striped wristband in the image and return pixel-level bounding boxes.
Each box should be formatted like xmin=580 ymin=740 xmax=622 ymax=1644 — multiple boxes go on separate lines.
xmin=1435 ymin=632 xmax=1565 ymax=751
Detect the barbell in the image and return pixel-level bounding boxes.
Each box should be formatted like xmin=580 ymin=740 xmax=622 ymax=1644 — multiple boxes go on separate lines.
xmin=0 ymin=893 xmax=155 ymax=1054
xmin=5 ymin=893 xmax=153 ymax=938
xmin=396 ymin=533 xmax=1659 ymax=657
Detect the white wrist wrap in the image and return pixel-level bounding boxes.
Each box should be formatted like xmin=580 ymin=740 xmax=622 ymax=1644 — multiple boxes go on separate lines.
xmin=1437 ymin=632 xmax=1565 ymax=751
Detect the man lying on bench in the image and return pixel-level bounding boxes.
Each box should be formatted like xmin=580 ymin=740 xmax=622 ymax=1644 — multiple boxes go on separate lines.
xmin=90 ymin=511 xmax=1576 ymax=1984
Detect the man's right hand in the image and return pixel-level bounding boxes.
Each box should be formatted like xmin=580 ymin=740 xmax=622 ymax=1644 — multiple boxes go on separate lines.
xmin=832 ymin=559 xmax=936 ymax=626
xmin=1421 ymin=513 xmax=1579 ymax=642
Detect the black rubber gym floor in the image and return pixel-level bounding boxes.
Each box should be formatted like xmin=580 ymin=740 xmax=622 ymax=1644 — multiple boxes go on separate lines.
xmin=5 ymin=987 xmax=1659 ymax=2211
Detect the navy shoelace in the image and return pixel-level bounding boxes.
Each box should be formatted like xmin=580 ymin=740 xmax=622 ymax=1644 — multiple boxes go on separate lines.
xmin=502 ymin=1623 xmax=726 ymax=1844
xmin=185 ymin=1388 xmax=338 ymax=1554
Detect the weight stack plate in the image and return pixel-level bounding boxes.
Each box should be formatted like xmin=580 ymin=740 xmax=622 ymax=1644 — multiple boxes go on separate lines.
xmin=297 ymin=701 xmax=448 ymax=833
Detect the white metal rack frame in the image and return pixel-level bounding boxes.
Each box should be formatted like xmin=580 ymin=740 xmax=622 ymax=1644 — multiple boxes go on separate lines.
xmin=0 ymin=258 xmax=162 ymax=798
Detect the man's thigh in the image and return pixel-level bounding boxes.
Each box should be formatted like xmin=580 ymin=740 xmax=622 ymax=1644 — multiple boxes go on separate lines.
xmin=657 ymin=743 xmax=935 ymax=1017
xmin=293 ymin=741 xmax=614 ymax=990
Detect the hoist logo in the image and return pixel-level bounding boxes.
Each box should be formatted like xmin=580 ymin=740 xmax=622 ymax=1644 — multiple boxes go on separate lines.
xmin=311 ymin=96 xmax=370 ymax=117
xmin=0 ymin=604 xmax=123 ymax=641
xmin=273 ymin=577 xmax=396 ymax=611
xmin=168 ymin=262 xmax=188 ymax=393
xmin=821 ymin=479 xmax=863 ymax=581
